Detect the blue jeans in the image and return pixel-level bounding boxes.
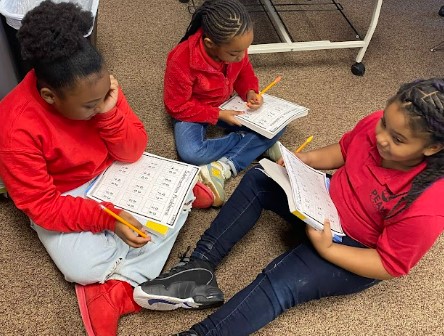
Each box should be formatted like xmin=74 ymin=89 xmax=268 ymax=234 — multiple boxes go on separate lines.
xmin=189 ymin=166 xmax=380 ymax=336
xmin=173 ymin=120 xmax=284 ymax=175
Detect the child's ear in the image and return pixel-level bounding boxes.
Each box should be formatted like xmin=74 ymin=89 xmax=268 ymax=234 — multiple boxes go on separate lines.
xmin=424 ymin=143 xmax=444 ymax=156
xmin=40 ymin=88 xmax=56 ymax=104
xmin=203 ymin=37 xmax=216 ymax=49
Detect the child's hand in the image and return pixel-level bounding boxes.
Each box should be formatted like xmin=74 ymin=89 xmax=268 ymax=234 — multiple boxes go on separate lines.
xmin=114 ymin=210 xmax=151 ymax=248
xmin=306 ymin=219 xmax=334 ymax=256
xmin=246 ymin=90 xmax=263 ymax=110
xmin=99 ymin=75 xmax=119 ymax=113
xmin=219 ymin=109 xmax=243 ymax=126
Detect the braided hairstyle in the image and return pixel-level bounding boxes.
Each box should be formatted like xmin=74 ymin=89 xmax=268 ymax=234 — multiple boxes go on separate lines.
xmin=17 ymin=0 xmax=103 ymax=93
xmin=180 ymin=0 xmax=253 ymax=45
xmin=386 ymin=78 xmax=444 ymax=218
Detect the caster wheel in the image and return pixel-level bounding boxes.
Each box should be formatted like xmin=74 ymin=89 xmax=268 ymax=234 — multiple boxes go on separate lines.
xmin=351 ymin=62 xmax=365 ymax=76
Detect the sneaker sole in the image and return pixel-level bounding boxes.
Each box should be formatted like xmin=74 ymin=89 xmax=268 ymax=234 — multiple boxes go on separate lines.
xmin=133 ymin=286 xmax=224 ymax=311
xmin=75 ymin=284 xmax=96 ymax=336
xmin=199 ymin=166 xmax=225 ymax=207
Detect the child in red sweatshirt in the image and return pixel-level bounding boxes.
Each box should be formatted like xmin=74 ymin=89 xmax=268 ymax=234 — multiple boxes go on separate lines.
xmin=164 ymin=0 xmax=284 ymax=207
xmin=0 ymin=1 xmax=211 ymax=335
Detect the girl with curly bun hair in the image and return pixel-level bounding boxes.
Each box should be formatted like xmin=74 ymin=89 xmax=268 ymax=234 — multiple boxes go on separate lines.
xmin=0 ymin=1 xmax=211 ymax=335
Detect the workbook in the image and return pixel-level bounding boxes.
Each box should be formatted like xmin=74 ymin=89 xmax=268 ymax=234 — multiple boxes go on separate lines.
xmin=259 ymin=144 xmax=344 ymax=236
xmin=86 ymin=152 xmax=200 ymax=237
xmin=220 ymin=94 xmax=309 ymax=139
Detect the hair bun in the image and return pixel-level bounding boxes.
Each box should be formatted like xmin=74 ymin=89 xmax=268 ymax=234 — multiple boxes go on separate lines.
xmin=18 ymin=0 xmax=93 ymax=62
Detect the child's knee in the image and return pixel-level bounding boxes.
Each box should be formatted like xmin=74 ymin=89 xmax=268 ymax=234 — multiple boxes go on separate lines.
xmin=177 ymin=143 xmax=210 ymax=165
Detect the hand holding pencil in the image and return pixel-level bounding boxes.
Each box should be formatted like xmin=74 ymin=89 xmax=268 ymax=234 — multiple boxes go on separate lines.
xmin=100 ymin=204 xmax=151 ymax=247
xmin=246 ymin=75 xmax=282 ymax=109
xmin=246 ymin=90 xmax=263 ymax=110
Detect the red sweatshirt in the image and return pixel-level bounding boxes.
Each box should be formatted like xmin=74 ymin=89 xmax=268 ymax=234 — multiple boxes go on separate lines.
xmin=0 ymin=70 xmax=148 ymax=233
xmin=164 ymin=28 xmax=259 ymax=125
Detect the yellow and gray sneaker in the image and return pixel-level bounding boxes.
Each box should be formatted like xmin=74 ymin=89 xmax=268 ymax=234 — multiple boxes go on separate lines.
xmin=263 ymin=141 xmax=282 ymax=162
xmin=199 ymin=161 xmax=230 ymax=207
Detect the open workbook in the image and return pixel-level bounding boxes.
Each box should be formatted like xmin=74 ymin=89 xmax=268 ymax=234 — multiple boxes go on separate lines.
xmin=259 ymin=144 xmax=344 ymax=236
xmin=220 ymin=93 xmax=309 ymax=139
xmin=86 ymin=152 xmax=200 ymax=237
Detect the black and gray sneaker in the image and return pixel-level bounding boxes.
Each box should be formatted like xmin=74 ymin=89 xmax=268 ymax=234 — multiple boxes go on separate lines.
xmin=173 ymin=331 xmax=199 ymax=336
xmin=133 ymin=253 xmax=224 ymax=311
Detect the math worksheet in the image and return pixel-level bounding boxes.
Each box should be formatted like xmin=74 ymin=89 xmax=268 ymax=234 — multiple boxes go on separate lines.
xmin=220 ymin=94 xmax=308 ymax=138
xmin=280 ymin=145 xmax=342 ymax=233
xmin=87 ymin=153 xmax=199 ymax=229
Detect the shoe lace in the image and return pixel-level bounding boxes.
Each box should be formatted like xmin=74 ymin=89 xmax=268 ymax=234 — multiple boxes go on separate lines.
xmin=165 ymin=246 xmax=192 ymax=275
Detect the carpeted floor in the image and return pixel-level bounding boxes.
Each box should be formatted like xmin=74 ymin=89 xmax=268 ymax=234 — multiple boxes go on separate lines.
xmin=0 ymin=0 xmax=443 ymax=335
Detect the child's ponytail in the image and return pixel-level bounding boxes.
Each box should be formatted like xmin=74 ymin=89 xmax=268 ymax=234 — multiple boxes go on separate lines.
xmin=180 ymin=9 xmax=204 ymax=43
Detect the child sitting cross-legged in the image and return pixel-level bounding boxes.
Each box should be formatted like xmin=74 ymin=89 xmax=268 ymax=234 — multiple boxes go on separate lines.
xmin=164 ymin=0 xmax=284 ymax=207
xmin=0 ymin=1 xmax=213 ymax=335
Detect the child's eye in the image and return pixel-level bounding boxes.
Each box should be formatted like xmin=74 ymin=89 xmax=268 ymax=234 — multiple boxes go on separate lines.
xmin=392 ymin=136 xmax=403 ymax=144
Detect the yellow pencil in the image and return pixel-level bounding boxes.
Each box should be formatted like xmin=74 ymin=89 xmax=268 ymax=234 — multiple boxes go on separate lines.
xmin=99 ymin=204 xmax=148 ymax=238
xmin=259 ymin=75 xmax=282 ymax=95
xmin=247 ymin=76 xmax=283 ymax=108
xmin=295 ymin=135 xmax=313 ymax=153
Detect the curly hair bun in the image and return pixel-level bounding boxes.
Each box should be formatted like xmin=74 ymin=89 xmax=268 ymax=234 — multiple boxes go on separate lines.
xmin=18 ymin=0 xmax=93 ymax=63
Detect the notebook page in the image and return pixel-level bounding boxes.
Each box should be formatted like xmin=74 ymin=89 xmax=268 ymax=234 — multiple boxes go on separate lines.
xmin=221 ymin=94 xmax=308 ymax=134
xmin=280 ymin=145 xmax=342 ymax=232
xmin=87 ymin=153 xmax=199 ymax=228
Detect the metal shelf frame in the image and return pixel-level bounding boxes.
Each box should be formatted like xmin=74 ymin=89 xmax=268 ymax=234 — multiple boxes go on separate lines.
xmin=181 ymin=0 xmax=383 ymax=75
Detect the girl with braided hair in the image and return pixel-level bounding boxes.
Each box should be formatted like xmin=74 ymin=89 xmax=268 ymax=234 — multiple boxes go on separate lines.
xmin=0 ymin=1 xmax=213 ymax=335
xmin=164 ymin=0 xmax=284 ymax=207
xmin=136 ymin=78 xmax=444 ymax=336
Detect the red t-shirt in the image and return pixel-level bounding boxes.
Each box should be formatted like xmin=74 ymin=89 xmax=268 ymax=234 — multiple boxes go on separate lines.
xmin=0 ymin=70 xmax=148 ymax=233
xmin=330 ymin=111 xmax=444 ymax=276
xmin=163 ymin=28 xmax=259 ymax=125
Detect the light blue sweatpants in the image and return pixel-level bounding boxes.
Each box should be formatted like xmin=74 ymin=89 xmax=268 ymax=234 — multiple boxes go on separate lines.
xmin=30 ymin=180 xmax=193 ymax=287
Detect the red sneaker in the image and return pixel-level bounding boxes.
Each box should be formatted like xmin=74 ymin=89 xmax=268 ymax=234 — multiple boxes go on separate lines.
xmin=75 ymin=280 xmax=141 ymax=336
xmin=192 ymin=181 xmax=214 ymax=209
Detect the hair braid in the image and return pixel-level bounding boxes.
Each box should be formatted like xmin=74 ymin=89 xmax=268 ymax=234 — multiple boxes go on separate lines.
xmin=386 ymin=78 xmax=444 ymax=218
xmin=180 ymin=0 xmax=252 ymax=44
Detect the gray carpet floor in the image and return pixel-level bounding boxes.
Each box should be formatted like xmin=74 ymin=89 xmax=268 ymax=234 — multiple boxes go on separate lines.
xmin=0 ymin=0 xmax=443 ymax=335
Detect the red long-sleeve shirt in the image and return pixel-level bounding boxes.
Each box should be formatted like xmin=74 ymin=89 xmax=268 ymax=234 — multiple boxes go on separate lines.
xmin=0 ymin=70 xmax=148 ymax=233
xmin=164 ymin=28 xmax=259 ymax=125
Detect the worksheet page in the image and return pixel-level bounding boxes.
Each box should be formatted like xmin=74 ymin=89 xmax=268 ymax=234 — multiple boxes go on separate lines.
xmin=280 ymin=145 xmax=342 ymax=232
xmin=221 ymin=94 xmax=308 ymax=134
xmin=87 ymin=153 xmax=199 ymax=228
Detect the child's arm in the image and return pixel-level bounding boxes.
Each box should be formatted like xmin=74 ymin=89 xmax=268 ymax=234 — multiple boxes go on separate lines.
xmin=292 ymin=143 xmax=345 ymax=171
xmin=164 ymin=56 xmax=220 ymax=125
xmin=94 ymin=83 xmax=148 ymax=163
xmin=232 ymin=54 xmax=259 ymax=101
xmin=0 ymin=150 xmax=115 ymax=233
xmin=307 ymin=221 xmax=394 ymax=280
